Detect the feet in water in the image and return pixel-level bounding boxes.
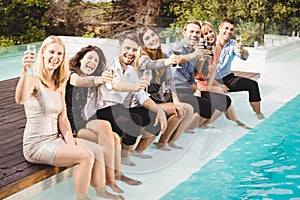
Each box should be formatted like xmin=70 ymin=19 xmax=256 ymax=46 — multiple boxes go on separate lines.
xmin=121 ymin=157 xmax=136 ymax=166
xmin=236 ymin=120 xmax=252 ymax=130
xmin=94 ymin=186 xmax=124 ymax=200
xmin=76 ymin=194 xmax=91 ymax=200
xmin=115 ymin=172 xmax=142 ymax=185
xmin=255 ymin=112 xmax=266 ymax=120
xmin=106 ymin=182 xmax=124 ymax=193
xmin=199 ymin=124 xmax=210 ymax=129
xmin=153 ymin=142 xmax=171 ymax=151
xmin=168 ymin=141 xmax=183 ymax=149
xmin=131 ymin=150 xmax=153 ymax=159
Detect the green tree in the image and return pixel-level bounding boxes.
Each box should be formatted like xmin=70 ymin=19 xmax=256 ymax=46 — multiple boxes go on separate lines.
xmin=163 ymin=0 xmax=299 ymax=45
xmin=0 ymin=0 xmax=52 ymax=46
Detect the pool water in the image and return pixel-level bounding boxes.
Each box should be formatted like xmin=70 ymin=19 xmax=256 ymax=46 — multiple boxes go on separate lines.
xmin=0 ymin=54 xmax=23 ymax=81
xmin=161 ymin=94 xmax=300 ymax=200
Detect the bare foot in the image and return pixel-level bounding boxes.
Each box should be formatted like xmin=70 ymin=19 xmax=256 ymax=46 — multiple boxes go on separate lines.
xmin=168 ymin=141 xmax=183 ymax=149
xmin=106 ymin=182 xmax=124 ymax=193
xmin=153 ymin=142 xmax=171 ymax=151
xmin=76 ymin=194 xmax=91 ymax=200
xmin=115 ymin=172 xmax=142 ymax=185
xmin=185 ymin=128 xmax=195 ymax=133
xmin=121 ymin=157 xmax=136 ymax=166
xmin=236 ymin=120 xmax=252 ymax=130
xmin=255 ymin=113 xmax=265 ymax=120
xmin=199 ymin=124 xmax=210 ymax=129
xmin=131 ymin=150 xmax=153 ymax=159
xmin=94 ymin=186 xmax=124 ymax=199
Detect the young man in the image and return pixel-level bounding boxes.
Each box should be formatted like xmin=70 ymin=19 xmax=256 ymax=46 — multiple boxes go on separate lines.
xmin=215 ymin=18 xmax=265 ymax=120
xmin=95 ymin=32 xmax=167 ymax=166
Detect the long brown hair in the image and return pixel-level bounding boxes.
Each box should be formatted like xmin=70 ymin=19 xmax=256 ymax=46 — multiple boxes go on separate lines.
xmin=68 ymin=45 xmax=106 ymax=76
xmin=134 ymin=27 xmax=165 ymax=83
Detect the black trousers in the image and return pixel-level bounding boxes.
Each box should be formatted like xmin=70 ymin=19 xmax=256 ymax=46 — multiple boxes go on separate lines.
xmin=176 ymin=88 xmax=231 ymax=119
xmin=217 ymin=73 xmax=261 ymax=102
xmin=96 ymin=104 xmax=161 ymax=145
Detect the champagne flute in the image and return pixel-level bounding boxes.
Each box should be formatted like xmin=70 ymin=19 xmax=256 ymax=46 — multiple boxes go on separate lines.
xmin=235 ymin=35 xmax=242 ymax=54
xmin=27 ymin=44 xmax=36 ymax=75
xmin=236 ymin=35 xmax=242 ymax=43
xmin=105 ymin=66 xmax=115 ymax=94
xmin=198 ymin=38 xmax=206 ymax=61
xmin=143 ymin=69 xmax=152 ymax=94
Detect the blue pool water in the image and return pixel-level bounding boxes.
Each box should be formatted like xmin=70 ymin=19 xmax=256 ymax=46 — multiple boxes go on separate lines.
xmin=162 ymin=94 xmax=300 ymax=200
xmin=0 ymin=54 xmax=23 ymax=81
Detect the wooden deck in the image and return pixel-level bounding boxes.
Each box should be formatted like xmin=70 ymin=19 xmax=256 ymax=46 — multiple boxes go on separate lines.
xmin=0 ymin=71 xmax=260 ymax=199
xmin=231 ymin=70 xmax=260 ymax=80
xmin=0 ymin=77 xmax=68 ymax=200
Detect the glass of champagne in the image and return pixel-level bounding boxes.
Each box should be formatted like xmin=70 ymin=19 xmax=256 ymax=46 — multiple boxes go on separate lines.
xmin=198 ymin=38 xmax=206 ymax=61
xmin=105 ymin=67 xmax=116 ymax=94
xmin=236 ymin=35 xmax=242 ymax=43
xmin=143 ymin=69 xmax=152 ymax=94
xmin=27 ymin=44 xmax=36 ymax=75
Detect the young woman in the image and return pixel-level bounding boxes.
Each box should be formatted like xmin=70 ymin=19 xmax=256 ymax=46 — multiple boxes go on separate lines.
xmin=66 ymin=45 xmax=142 ymax=193
xmin=134 ymin=27 xmax=194 ymax=151
xmin=15 ymin=36 xmax=117 ymax=200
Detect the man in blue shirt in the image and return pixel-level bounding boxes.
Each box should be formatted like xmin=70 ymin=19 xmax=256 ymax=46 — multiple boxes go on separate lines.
xmin=215 ymin=18 xmax=265 ymax=120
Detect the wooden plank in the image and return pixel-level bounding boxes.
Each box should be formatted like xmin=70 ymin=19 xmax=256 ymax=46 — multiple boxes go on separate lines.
xmin=0 ymin=77 xmax=71 ymax=199
xmin=231 ymin=70 xmax=260 ymax=80
xmin=0 ymin=166 xmax=70 ymax=200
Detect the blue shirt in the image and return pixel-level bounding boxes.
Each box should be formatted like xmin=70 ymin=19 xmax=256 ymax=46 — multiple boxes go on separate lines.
xmin=168 ymin=40 xmax=197 ymax=89
xmin=216 ymin=39 xmax=248 ymax=79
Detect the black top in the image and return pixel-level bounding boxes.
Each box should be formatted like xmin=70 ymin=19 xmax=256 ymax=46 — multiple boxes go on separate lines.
xmin=65 ymin=72 xmax=90 ymax=136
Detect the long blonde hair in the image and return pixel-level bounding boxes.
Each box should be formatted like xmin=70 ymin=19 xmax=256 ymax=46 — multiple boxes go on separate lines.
xmin=200 ymin=21 xmax=217 ymax=46
xmin=33 ymin=35 xmax=69 ymax=91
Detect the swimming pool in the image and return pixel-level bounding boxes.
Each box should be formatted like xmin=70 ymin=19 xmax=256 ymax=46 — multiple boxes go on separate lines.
xmin=0 ymin=43 xmax=42 ymax=81
xmin=0 ymin=54 xmax=24 ymax=81
xmin=161 ymin=94 xmax=300 ymax=199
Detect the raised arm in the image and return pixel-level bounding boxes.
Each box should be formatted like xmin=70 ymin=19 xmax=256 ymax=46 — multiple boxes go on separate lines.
xmin=112 ymin=77 xmax=148 ymax=92
xmin=15 ymin=52 xmax=39 ymax=104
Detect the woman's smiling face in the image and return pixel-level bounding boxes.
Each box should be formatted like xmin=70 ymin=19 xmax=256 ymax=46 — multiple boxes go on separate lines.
xmin=143 ymin=29 xmax=160 ymax=49
xmin=42 ymin=43 xmax=64 ymax=72
xmin=80 ymin=50 xmax=99 ymax=75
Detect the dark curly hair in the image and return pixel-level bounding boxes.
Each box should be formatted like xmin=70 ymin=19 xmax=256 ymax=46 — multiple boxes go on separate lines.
xmin=68 ymin=45 xmax=106 ymax=76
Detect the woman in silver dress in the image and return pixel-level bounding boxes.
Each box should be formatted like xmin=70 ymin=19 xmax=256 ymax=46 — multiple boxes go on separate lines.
xmin=15 ymin=36 xmax=122 ymax=200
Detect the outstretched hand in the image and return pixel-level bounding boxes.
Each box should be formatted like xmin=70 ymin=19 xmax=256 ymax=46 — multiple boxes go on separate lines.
xmin=153 ymin=107 xmax=167 ymax=134
xmin=101 ymin=70 xmax=114 ymax=83
xmin=136 ymin=76 xmax=150 ymax=92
